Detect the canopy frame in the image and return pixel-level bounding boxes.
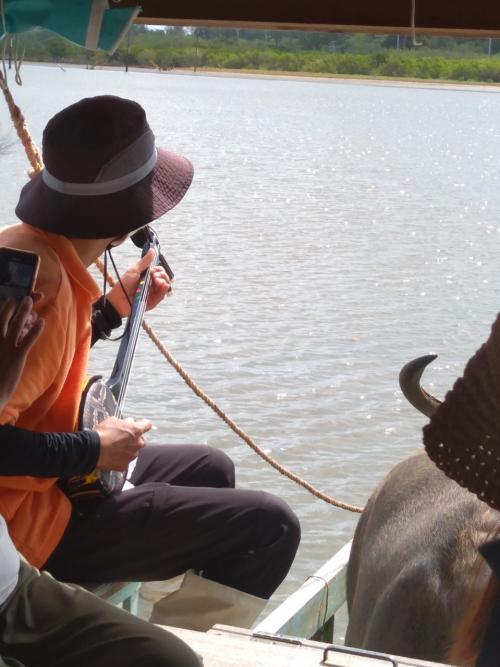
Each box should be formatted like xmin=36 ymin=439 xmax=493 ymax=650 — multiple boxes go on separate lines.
xmin=116 ymin=0 xmax=500 ymax=38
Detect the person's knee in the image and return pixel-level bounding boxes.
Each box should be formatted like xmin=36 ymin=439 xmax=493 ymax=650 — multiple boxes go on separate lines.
xmin=242 ymin=492 xmax=301 ymax=564
xmin=200 ymin=447 xmax=235 ymax=488
xmin=258 ymin=492 xmax=301 ymax=555
xmin=242 ymin=492 xmax=301 ymax=597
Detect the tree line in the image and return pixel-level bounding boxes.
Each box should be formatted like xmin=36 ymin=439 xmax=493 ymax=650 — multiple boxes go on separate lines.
xmin=18 ymin=26 xmax=500 ymax=83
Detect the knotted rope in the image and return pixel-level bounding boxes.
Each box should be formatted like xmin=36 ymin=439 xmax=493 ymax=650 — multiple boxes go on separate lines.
xmin=1 ymin=77 xmax=364 ymax=514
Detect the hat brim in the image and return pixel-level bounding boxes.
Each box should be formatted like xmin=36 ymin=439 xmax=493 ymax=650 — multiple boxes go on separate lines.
xmin=15 ymin=148 xmax=194 ymax=239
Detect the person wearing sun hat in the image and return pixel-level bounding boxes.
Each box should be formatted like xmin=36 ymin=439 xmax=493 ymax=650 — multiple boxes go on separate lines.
xmin=14 ymin=95 xmax=193 ymax=239
xmin=423 ymin=315 xmax=500 ymax=666
xmin=0 ymin=95 xmax=301 ymax=631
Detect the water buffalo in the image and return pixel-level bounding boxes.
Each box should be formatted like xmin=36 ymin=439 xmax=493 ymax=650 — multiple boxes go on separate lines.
xmin=345 ymin=356 xmax=498 ymax=664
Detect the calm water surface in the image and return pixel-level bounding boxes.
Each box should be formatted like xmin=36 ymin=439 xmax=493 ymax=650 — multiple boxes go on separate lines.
xmin=2 ymin=65 xmax=500 ymax=634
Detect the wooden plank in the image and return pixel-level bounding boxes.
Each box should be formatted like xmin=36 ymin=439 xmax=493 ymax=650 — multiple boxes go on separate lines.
xmin=120 ymin=0 xmax=500 ymax=37
xmin=254 ymin=540 xmax=351 ymax=639
xmin=156 ymin=625 xmax=455 ymax=667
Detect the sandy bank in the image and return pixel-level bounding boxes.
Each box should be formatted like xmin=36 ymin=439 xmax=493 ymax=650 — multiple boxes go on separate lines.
xmin=24 ymin=61 xmax=500 ymax=93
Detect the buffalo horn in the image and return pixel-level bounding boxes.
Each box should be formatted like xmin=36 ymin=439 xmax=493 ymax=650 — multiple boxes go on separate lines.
xmin=399 ymin=354 xmax=441 ymax=417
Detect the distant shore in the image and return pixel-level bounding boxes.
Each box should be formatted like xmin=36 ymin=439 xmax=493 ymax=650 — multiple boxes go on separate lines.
xmin=24 ymin=61 xmax=500 ymax=93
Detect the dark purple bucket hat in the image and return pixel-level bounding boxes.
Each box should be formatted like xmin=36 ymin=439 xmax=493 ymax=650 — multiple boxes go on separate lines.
xmin=15 ymin=95 xmax=194 ymax=239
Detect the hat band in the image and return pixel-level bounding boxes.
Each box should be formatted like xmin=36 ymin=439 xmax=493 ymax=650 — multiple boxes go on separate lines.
xmin=41 ymin=148 xmax=158 ymax=197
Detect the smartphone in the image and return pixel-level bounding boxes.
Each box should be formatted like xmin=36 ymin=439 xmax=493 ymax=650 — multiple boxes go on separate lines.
xmin=0 ymin=247 xmax=40 ymax=302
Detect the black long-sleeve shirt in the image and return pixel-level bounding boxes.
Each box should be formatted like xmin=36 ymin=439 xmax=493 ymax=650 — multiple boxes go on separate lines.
xmin=0 ymin=425 xmax=100 ymax=477
xmin=0 ymin=297 xmax=123 ymax=478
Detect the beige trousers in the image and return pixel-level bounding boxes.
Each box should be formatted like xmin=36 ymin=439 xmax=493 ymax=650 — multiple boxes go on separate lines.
xmin=150 ymin=570 xmax=267 ymax=632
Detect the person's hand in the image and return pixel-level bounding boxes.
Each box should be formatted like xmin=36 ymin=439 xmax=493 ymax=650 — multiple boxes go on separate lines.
xmin=0 ymin=296 xmax=44 ymax=412
xmin=94 ymin=415 xmax=152 ymax=471
xmin=106 ymin=249 xmax=172 ymax=318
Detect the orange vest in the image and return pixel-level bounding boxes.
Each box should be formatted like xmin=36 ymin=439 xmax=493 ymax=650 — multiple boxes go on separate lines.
xmin=0 ymin=224 xmax=101 ymax=566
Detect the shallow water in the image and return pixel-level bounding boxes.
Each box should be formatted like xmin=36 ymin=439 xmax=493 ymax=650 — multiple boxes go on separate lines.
xmin=2 ymin=64 xmax=500 ymax=637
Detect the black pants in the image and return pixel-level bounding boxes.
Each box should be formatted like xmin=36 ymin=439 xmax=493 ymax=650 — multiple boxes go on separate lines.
xmin=45 ymin=445 xmax=301 ymax=599
xmin=0 ymin=562 xmax=201 ymax=667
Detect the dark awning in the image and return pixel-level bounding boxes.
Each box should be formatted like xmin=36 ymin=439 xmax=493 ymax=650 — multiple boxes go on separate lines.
xmin=120 ymin=0 xmax=500 ymax=38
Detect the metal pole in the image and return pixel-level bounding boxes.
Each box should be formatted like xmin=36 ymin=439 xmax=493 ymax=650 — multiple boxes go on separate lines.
xmin=194 ymin=30 xmax=198 ymax=72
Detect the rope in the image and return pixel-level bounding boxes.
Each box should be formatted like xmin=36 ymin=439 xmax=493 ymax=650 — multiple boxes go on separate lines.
xmin=95 ymin=260 xmax=363 ymax=513
xmin=1 ymin=0 xmax=25 ymax=87
xmin=143 ymin=319 xmax=363 ymax=512
xmin=12 ymin=35 xmax=25 ymax=86
xmin=0 ymin=70 xmax=43 ymax=176
xmin=1 ymin=73 xmax=363 ymax=514
xmin=306 ymin=575 xmax=330 ymax=631
xmin=411 ymin=0 xmax=423 ymax=47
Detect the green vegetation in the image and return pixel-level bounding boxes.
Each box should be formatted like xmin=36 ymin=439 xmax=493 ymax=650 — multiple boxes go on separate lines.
xmin=17 ymin=26 xmax=500 ymax=83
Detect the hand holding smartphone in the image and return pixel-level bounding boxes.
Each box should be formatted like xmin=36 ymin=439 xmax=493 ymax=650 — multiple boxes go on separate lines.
xmin=0 ymin=248 xmax=44 ymax=411
xmin=0 ymin=247 xmax=40 ymax=303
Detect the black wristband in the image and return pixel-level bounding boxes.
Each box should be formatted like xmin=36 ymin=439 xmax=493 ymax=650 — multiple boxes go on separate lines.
xmin=91 ymin=296 xmax=123 ymax=345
